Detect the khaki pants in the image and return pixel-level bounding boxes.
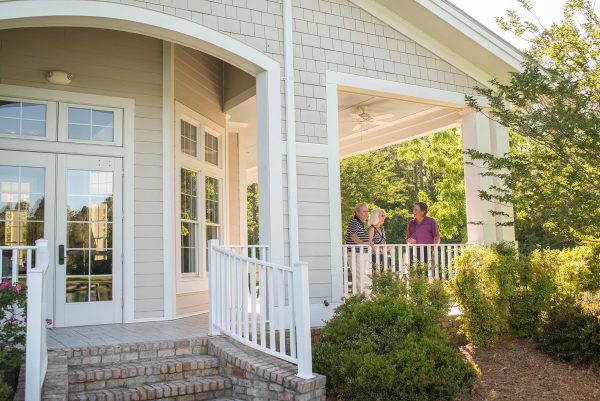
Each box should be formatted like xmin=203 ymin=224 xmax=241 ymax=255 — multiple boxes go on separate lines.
xmin=346 ymin=250 xmax=371 ymax=294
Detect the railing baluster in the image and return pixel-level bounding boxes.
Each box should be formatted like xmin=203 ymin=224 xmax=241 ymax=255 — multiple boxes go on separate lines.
xmin=342 ymin=247 xmax=349 ymax=298
xmin=277 ymin=269 xmax=286 ymax=354
xmin=259 ymin=263 xmax=267 ymax=350
xmin=351 ymin=247 xmax=357 ymax=295
xmin=250 ymin=260 xmax=257 ymax=345
xmin=287 ymin=271 xmax=296 ymax=358
xmin=434 ymin=245 xmax=439 ymax=279
xmin=267 ymin=266 xmax=276 ymax=352
xmin=242 ymin=258 xmax=249 ymax=341
xmin=11 ymin=249 xmax=18 ymax=285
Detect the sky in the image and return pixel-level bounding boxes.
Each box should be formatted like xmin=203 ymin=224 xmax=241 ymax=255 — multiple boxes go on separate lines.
xmin=447 ymin=0 xmax=599 ymax=50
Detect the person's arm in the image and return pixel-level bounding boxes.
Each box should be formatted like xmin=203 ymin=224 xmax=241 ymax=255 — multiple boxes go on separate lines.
xmin=350 ymin=232 xmax=363 ymax=244
xmin=432 ymin=220 xmax=440 ymax=244
xmin=406 ymin=222 xmax=416 ymax=244
xmin=368 ymin=226 xmax=376 ymax=251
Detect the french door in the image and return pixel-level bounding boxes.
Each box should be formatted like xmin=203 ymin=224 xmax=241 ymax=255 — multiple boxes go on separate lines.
xmin=0 ymin=150 xmax=123 ymax=327
xmin=55 ymin=154 xmax=122 ymax=326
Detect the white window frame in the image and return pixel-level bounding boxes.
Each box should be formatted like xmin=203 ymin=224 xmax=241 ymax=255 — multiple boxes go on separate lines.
xmin=174 ymin=102 xmax=225 ymax=294
xmin=58 ymin=102 xmax=124 ymax=146
xmin=0 ymin=96 xmax=57 ymax=142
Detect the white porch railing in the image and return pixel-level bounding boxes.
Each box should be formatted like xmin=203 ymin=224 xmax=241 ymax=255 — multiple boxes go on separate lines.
xmin=208 ymin=240 xmax=313 ymax=378
xmin=0 ymin=240 xmax=50 ymax=401
xmin=342 ymin=243 xmax=470 ymax=296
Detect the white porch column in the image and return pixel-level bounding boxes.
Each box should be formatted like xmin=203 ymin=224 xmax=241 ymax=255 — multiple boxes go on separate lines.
xmin=256 ymin=70 xmax=285 ymax=264
xmin=461 ymin=111 xmax=497 ymax=244
xmin=489 ymin=121 xmax=516 ymax=242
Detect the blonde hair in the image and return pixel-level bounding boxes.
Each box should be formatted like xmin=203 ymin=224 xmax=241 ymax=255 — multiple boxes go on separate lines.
xmin=368 ymin=208 xmax=386 ymax=226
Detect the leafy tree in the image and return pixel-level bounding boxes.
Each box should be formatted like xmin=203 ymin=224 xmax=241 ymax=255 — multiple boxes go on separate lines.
xmin=466 ymin=0 xmax=600 ymax=251
xmin=247 ymin=183 xmax=259 ymax=245
xmin=340 ymin=129 xmax=467 ymax=243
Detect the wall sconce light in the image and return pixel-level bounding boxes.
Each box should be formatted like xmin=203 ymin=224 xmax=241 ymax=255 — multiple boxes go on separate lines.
xmin=46 ymin=70 xmax=73 ymax=85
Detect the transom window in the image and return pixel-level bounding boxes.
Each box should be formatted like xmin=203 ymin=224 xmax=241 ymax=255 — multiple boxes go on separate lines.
xmin=205 ymin=132 xmax=219 ymax=166
xmin=0 ymin=95 xmax=123 ymax=145
xmin=67 ymin=107 xmax=114 ymax=142
xmin=0 ymin=100 xmax=47 ymax=137
xmin=181 ymin=120 xmax=198 ymax=157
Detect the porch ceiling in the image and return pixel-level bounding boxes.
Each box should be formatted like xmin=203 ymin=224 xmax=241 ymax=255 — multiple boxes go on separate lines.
xmin=338 ymin=90 xmax=465 ymax=158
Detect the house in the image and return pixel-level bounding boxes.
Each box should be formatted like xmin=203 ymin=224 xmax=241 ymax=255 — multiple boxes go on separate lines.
xmin=0 ymin=0 xmax=520 ymax=399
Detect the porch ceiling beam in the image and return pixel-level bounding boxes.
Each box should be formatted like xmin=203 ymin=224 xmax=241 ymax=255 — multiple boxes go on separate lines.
xmin=339 ymin=110 xmax=463 ymax=158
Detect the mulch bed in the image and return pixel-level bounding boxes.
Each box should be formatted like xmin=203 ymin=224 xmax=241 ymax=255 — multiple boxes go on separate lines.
xmin=457 ymin=336 xmax=600 ymax=401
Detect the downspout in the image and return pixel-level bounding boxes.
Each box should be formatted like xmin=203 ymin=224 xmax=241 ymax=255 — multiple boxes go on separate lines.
xmin=283 ymin=0 xmax=300 ymax=264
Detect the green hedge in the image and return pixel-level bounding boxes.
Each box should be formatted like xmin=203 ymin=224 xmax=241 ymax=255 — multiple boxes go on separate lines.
xmin=314 ymin=271 xmax=477 ymax=401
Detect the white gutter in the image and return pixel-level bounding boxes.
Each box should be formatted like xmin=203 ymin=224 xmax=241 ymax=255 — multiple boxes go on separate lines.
xmin=283 ymin=0 xmax=300 ymax=264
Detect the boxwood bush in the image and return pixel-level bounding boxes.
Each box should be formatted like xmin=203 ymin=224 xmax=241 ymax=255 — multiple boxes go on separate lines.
xmin=313 ymin=270 xmax=477 ymax=401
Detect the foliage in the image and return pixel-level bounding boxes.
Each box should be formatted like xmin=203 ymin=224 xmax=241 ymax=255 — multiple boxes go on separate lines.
xmin=450 ymin=243 xmax=521 ymax=346
xmin=0 ymin=378 xmax=12 ymax=401
xmin=537 ymin=291 xmax=600 ymax=367
xmin=0 ymin=281 xmax=26 ymax=373
xmin=340 ymin=129 xmax=467 ymax=244
xmin=246 ymin=183 xmax=259 ymax=245
xmin=314 ymin=272 xmax=476 ymax=401
xmin=465 ymin=0 xmax=600 ymax=247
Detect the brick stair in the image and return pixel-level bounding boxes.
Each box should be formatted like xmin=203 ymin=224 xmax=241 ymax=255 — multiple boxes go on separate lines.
xmin=43 ymin=338 xmax=234 ymax=401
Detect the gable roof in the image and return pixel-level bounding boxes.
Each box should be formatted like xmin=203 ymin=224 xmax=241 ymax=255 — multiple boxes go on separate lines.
xmin=353 ymin=0 xmax=524 ymax=85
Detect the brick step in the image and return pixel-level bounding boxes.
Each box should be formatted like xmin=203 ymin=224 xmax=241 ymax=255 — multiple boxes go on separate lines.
xmin=64 ymin=338 xmax=209 ymax=367
xmin=67 ymin=375 xmax=232 ymax=401
xmin=68 ymin=354 xmax=219 ymax=392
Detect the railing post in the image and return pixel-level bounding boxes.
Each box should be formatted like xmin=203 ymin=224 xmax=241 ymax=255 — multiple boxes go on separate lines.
xmin=26 ymin=239 xmax=49 ymax=401
xmin=208 ymin=239 xmax=220 ymax=336
xmin=293 ymin=261 xmax=313 ymax=379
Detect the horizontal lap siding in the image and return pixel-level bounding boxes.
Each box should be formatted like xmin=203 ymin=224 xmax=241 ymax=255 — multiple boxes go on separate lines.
xmin=0 ymin=27 xmax=165 ymax=319
xmin=296 ymin=156 xmax=332 ymax=301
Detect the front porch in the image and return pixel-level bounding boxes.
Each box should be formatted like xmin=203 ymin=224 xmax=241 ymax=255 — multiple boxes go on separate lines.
xmin=47 ymin=314 xmax=209 ymax=350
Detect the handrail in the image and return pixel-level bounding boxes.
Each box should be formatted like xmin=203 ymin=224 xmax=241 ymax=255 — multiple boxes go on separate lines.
xmin=208 ymin=240 xmax=313 ymax=378
xmin=341 ymin=243 xmax=470 ymax=296
xmin=25 ymin=239 xmax=50 ymax=401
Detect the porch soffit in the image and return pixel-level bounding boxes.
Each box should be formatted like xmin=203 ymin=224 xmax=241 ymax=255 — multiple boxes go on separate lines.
xmin=352 ymin=0 xmax=524 ymax=86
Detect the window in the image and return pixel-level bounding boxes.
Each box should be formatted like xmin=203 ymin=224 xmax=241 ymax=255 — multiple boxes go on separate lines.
xmin=180 ymin=169 xmax=198 ymax=274
xmin=181 ymin=120 xmax=197 ymax=157
xmin=205 ymin=176 xmax=220 ymax=241
xmin=0 ymin=166 xmax=45 ymax=284
xmin=0 ymin=100 xmax=47 ymax=138
xmin=175 ymin=103 xmax=225 ymax=291
xmin=205 ymin=131 xmax=219 ymax=166
xmin=67 ymin=107 xmax=114 ymax=142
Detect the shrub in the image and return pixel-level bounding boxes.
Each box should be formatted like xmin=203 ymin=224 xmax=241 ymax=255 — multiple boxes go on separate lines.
xmin=0 ymin=281 xmax=26 ymax=373
xmin=0 ymin=378 xmax=12 ymax=401
xmin=314 ymin=272 xmax=477 ymax=401
xmin=537 ymin=291 xmax=600 ymax=366
xmin=450 ymin=243 xmax=520 ymax=346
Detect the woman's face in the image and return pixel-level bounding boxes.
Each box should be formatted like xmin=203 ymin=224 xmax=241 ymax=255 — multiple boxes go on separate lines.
xmin=379 ymin=212 xmax=386 ymax=224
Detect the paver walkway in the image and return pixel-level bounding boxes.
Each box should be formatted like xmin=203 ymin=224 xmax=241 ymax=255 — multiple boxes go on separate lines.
xmin=48 ymin=313 xmax=209 ymax=349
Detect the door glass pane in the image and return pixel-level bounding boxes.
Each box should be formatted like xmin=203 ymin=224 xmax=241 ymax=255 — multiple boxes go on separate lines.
xmin=0 ymin=165 xmax=45 ymax=284
xmin=66 ymin=170 xmax=113 ymax=302
xmin=68 ymin=107 xmax=114 ymax=142
xmin=205 ymin=176 xmax=220 ymax=224
xmin=180 ymin=168 xmax=198 ymax=274
xmin=0 ymin=101 xmax=47 ymax=137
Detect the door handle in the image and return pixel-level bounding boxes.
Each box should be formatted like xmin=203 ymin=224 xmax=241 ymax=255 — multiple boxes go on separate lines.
xmin=58 ymin=245 xmax=65 ymax=265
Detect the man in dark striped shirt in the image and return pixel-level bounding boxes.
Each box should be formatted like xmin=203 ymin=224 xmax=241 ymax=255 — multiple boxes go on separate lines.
xmin=346 ymin=203 xmax=369 ymax=244
xmin=345 ymin=204 xmax=370 ymax=294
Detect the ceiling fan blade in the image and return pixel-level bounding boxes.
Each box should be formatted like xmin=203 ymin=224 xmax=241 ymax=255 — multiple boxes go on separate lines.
xmin=372 ymin=121 xmax=394 ymax=126
xmin=372 ymin=113 xmax=395 ymax=121
xmin=349 ymin=113 xmax=361 ymax=119
xmin=352 ymin=124 xmax=363 ymax=132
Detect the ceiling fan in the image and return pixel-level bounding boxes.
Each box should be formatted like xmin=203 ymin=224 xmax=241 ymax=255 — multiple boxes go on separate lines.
xmin=350 ymin=106 xmax=395 ymax=132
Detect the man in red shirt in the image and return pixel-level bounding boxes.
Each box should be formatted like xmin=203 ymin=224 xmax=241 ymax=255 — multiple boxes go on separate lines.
xmin=406 ymin=202 xmax=440 ymax=245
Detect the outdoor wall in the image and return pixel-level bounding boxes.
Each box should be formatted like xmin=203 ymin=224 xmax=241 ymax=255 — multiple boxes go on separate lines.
xmin=0 ymin=27 xmax=165 ymax=319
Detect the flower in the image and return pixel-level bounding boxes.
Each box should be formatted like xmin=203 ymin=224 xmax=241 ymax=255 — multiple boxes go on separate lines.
xmin=45 ymin=318 xmax=53 ymax=326
xmin=1 ymin=281 xmax=10 ymax=289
